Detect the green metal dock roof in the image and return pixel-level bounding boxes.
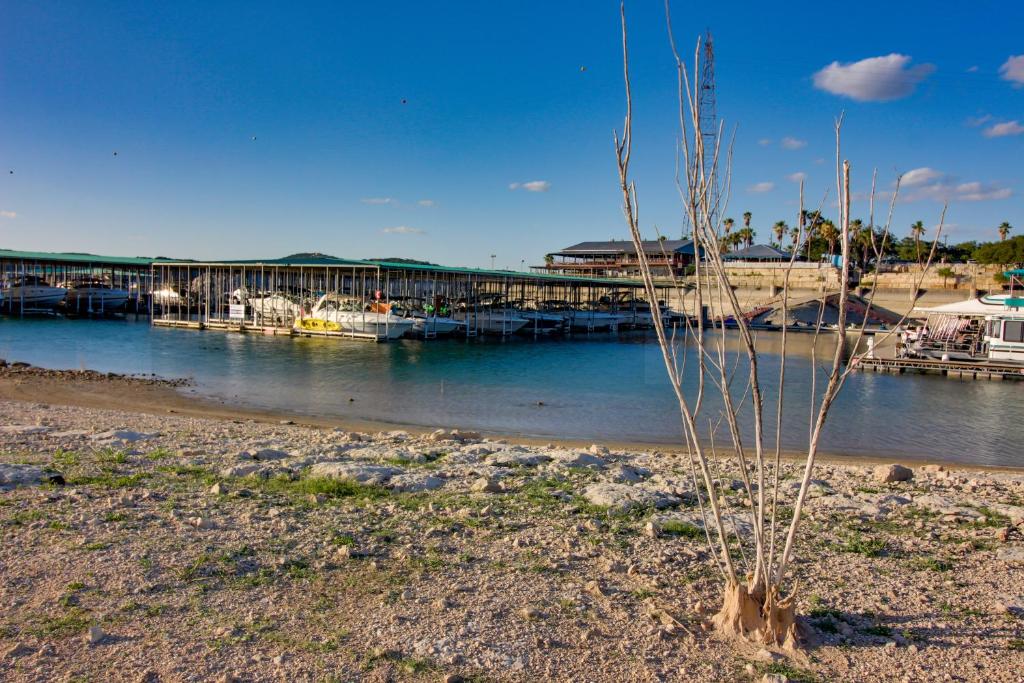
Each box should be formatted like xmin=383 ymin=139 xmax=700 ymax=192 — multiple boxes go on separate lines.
xmin=2 ymin=248 xmax=648 ymax=287
xmin=155 ymin=256 xmax=646 ymax=287
xmin=0 ymin=248 xmax=156 ymax=267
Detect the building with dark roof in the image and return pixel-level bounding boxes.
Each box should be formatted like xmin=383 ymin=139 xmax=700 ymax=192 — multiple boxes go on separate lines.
xmin=536 ymin=239 xmax=699 ymax=277
xmin=722 ymin=244 xmax=792 ymax=262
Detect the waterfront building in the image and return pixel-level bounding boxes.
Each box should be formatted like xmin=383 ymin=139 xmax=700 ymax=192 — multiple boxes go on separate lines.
xmin=536 ymin=239 xmax=699 ymax=277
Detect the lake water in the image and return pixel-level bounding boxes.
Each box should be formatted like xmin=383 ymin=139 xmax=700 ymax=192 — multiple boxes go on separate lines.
xmin=0 ymin=316 xmax=1020 ymax=467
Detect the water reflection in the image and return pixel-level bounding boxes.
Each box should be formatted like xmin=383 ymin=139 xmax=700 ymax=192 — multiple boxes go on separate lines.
xmin=0 ymin=317 xmax=1018 ymax=467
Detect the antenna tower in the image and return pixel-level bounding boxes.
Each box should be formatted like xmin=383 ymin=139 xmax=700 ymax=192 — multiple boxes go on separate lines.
xmin=697 ymin=29 xmax=719 ymax=232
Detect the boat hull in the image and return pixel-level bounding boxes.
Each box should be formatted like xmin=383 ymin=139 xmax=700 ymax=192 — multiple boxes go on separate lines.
xmin=64 ymin=288 xmax=129 ymax=312
xmin=411 ymin=317 xmax=462 ymax=336
xmin=310 ymin=312 xmax=414 ymax=340
xmin=1 ymin=286 xmax=67 ymax=309
xmin=453 ymin=311 xmax=528 ymax=335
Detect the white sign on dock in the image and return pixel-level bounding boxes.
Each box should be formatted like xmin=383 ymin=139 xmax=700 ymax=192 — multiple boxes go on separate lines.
xmin=228 ymin=304 xmax=245 ymax=321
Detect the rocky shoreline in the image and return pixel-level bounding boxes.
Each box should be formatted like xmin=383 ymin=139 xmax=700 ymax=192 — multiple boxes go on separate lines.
xmin=0 ymin=361 xmax=191 ymax=388
xmin=1 ymin=396 xmax=1023 ymax=681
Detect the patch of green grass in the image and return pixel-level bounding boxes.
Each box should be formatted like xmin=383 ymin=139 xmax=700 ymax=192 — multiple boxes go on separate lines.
xmin=837 ymin=531 xmax=886 ymax=557
xmin=758 ymin=661 xmax=818 ymax=683
xmin=48 ymin=520 xmax=70 ymax=531
xmin=67 ymin=581 xmax=85 ymax=591
xmin=518 ymin=477 xmax=575 ymax=510
xmin=409 ymin=549 xmax=447 ymax=571
xmin=970 ymin=507 xmax=1010 ymax=529
xmin=396 ymin=657 xmax=434 ymax=675
xmin=146 ymin=447 xmax=175 ymax=461
xmin=82 ymin=541 xmax=110 ymax=551
xmin=1009 ymin=639 xmax=1024 ymax=651
xmin=157 ymin=465 xmax=217 ymax=486
xmin=102 ymin=511 xmax=128 ymax=523
xmin=250 ymin=475 xmax=389 ymax=503
xmin=66 ymin=472 xmax=149 ymax=488
xmin=282 ymin=557 xmax=313 ymax=579
xmin=661 ymin=519 xmax=703 ymax=539
xmin=910 ymin=556 xmax=953 ymax=572
xmin=330 ymin=532 xmax=355 ymax=547
xmin=52 ymin=448 xmax=80 ymax=468
xmin=631 ymin=588 xmax=655 ymax=600
xmin=862 ymin=624 xmax=892 ymax=637
xmin=30 ymin=607 xmax=91 ymax=637
xmin=95 ymin=447 xmax=128 ymax=464
xmin=4 ymin=509 xmax=45 ymax=526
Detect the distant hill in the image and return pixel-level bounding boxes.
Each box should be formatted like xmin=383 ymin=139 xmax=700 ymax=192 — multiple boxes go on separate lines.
xmin=283 ymin=252 xmax=341 ymax=260
xmin=367 ymin=257 xmax=440 ymax=266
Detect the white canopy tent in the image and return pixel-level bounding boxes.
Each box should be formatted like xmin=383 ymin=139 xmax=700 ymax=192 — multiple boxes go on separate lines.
xmin=914 ymin=295 xmax=1013 ymax=317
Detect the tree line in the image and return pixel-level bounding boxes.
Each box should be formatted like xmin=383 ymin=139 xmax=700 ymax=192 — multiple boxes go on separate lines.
xmin=717 ymin=212 xmax=1019 ymax=265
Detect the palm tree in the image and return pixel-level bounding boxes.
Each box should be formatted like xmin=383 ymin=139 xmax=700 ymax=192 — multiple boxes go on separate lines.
xmin=850 ymin=219 xmax=871 ymax=268
xmin=723 ymin=217 xmax=735 ymax=235
xmin=742 ymin=211 xmax=752 ymax=230
xmin=910 ymin=220 xmax=926 ymax=260
xmin=818 ymin=220 xmax=839 ymax=255
xmin=998 ymin=221 xmax=1012 ymax=241
xmin=773 ymin=220 xmax=788 ymax=246
xmin=789 ymin=226 xmax=801 ymax=251
xmin=737 ymin=227 xmax=755 ymax=249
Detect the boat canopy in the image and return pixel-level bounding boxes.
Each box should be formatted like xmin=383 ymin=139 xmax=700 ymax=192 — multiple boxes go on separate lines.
xmin=914 ymin=296 xmax=1014 ymax=317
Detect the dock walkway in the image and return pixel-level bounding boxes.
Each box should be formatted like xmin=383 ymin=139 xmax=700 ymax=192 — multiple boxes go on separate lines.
xmin=852 ymin=355 xmax=1024 ymax=381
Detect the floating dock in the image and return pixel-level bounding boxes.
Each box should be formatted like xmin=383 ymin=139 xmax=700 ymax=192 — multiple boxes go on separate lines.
xmin=853 ymin=355 xmax=1024 ymax=381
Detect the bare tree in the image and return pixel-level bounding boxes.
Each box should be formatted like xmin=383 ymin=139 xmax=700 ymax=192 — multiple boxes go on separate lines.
xmin=614 ymin=1 xmax=944 ymax=649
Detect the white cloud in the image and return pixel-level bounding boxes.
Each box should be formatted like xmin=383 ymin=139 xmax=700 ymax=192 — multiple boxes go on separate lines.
xmin=966 ymin=114 xmax=992 ymax=127
xmin=381 ymin=225 xmax=426 ymax=235
xmin=757 ymin=138 xmax=772 ymax=146
xmin=895 ymin=169 xmax=1012 ymax=203
xmin=747 ymin=181 xmax=774 ymax=193
xmin=780 ymin=137 xmax=806 ymax=150
xmin=417 ymin=199 xmax=437 ymax=207
xmin=953 ymin=182 xmax=1012 ymax=202
xmin=361 ymin=197 xmax=395 ymax=205
xmin=786 ymin=172 xmax=807 ymax=183
xmin=0 ymin=210 xmax=15 ymax=219
xmin=509 ymin=180 xmax=550 ymax=192
xmin=812 ymin=54 xmax=934 ymax=102
xmin=901 ymin=167 xmax=942 ymax=187
xmin=983 ymin=120 xmax=1024 ymax=138
xmin=966 ymin=66 xmax=979 ymax=73
xmin=1000 ymin=55 xmax=1024 ymax=87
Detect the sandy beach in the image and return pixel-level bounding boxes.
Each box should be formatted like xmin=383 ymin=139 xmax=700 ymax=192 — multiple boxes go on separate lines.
xmin=1 ymin=363 xmax=1023 ymax=682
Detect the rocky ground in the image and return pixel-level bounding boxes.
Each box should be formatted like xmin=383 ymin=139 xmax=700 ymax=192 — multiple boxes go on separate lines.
xmin=0 ymin=375 xmax=1023 ymax=681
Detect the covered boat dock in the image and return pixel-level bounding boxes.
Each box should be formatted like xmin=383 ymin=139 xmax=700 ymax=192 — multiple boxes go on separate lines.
xmin=150 ymin=255 xmax=661 ymax=341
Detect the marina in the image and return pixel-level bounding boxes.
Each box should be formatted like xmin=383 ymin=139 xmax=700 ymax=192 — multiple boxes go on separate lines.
xmin=3 ymin=3 xmax=1024 ymax=681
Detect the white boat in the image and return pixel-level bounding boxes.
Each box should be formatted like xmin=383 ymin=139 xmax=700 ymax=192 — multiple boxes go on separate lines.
xmin=568 ymin=307 xmax=626 ymax=332
xmin=387 ymin=298 xmax=463 ymax=337
xmin=1 ymin=276 xmax=67 ymax=310
xmin=451 ymin=304 xmax=528 ymax=335
xmin=60 ymin=277 xmax=129 ymax=313
xmin=150 ymin=286 xmax=189 ymax=309
xmin=908 ymin=289 xmax=1024 ymax=364
xmin=302 ymin=294 xmax=413 ymax=340
xmin=517 ymin=308 xmax=567 ymax=334
xmin=984 ymin=311 xmax=1024 ymax=363
xmin=249 ymin=292 xmax=303 ymax=326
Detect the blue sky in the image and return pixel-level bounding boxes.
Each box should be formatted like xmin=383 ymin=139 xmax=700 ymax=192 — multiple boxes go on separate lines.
xmin=1 ymin=1 xmax=1022 ymax=267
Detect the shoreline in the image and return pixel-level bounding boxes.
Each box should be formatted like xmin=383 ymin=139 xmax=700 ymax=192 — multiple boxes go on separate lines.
xmin=0 ymin=361 xmax=1019 ymax=473
xmin=1 ymin=363 xmax=1022 ymax=681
